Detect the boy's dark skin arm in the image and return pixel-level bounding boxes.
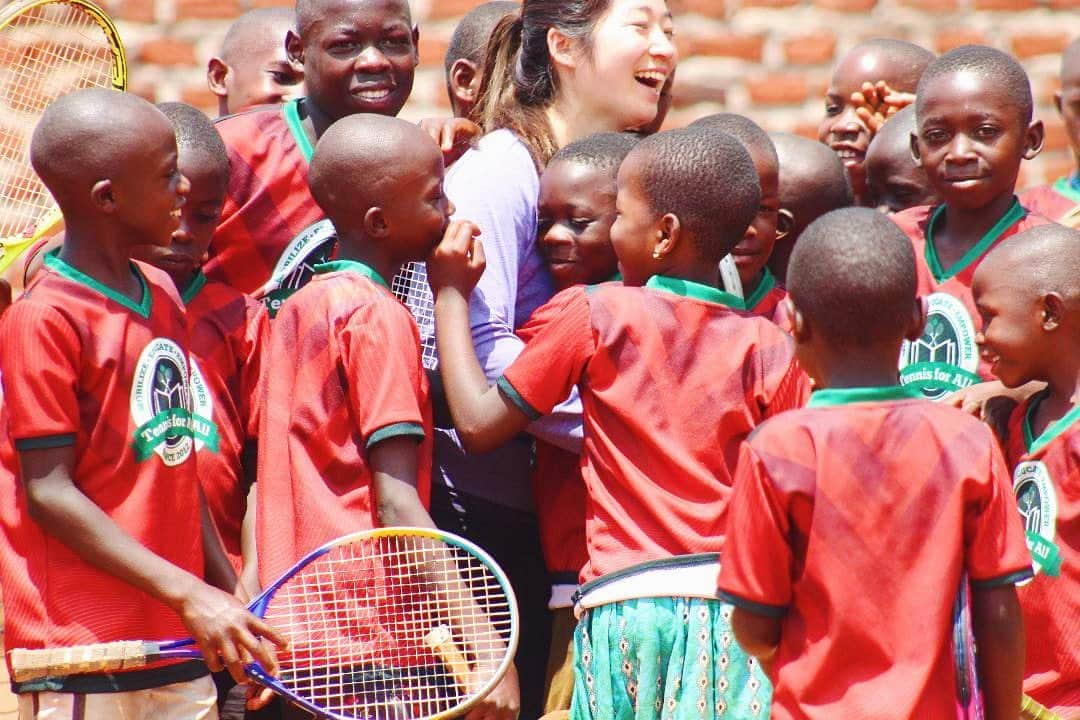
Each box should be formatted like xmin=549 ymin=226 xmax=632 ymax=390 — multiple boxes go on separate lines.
xmin=18 ymin=445 xmax=286 ymax=683
xmin=428 ymin=221 xmax=532 ymax=454
xmin=971 ymin=584 xmax=1025 ymax=720
xmin=199 ymin=483 xmax=239 ymax=594
xmin=730 ymin=607 xmax=780 ymax=677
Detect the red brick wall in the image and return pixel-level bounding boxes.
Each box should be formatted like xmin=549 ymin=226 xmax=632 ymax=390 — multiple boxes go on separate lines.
xmin=108 ymin=0 xmax=1079 ymax=188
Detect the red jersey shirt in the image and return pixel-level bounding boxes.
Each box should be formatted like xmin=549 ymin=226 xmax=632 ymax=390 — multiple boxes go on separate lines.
xmin=0 ymin=252 xmax=206 ymax=659
xmin=182 ymin=272 xmax=269 ymax=570
xmin=257 ymin=260 xmax=432 ymax=586
xmin=743 ymin=268 xmax=792 ymax=333
xmin=1004 ymin=393 xmax=1080 ymax=713
xmin=892 ymin=199 xmax=1051 ymax=399
xmin=718 ymin=385 xmax=1033 ymax=720
xmin=500 ymin=276 xmax=810 ymax=582
xmin=207 ymin=100 xmax=336 ymax=314
xmin=1019 ymin=175 xmax=1080 ymax=228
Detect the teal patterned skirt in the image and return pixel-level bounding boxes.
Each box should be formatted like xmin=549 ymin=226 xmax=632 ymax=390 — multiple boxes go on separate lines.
xmin=570 ymin=597 xmax=771 ymax=720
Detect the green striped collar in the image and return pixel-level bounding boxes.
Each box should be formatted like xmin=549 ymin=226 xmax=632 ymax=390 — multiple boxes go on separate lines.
xmin=742 ymin=267 xmax=778 ymax=311
xmin=313 ymin=259 xmax=389 ymax=289
xmin=645 ymin=274 xmax=742 ymax=308
xmin=284 ymin=99 xmax=314 ymax=162
xmin=44 ymin=249 xmax=151 ymax=319
xmin=180 ymin=270 xmax=207 ymax=304
xmin=925 ymin=197 xmax=1025 ymax=283
xmin=1023 ymin=391 xmax=1080 ymax=455
xmin=808 ymin=384 xmax=922 ymax=408
xmin=1052 ymin=174 xmax=1080 ymax=204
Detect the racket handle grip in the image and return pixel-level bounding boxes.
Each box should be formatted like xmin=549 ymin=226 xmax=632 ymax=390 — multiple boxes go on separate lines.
xmin=425 ymin=624 xmax=471 ymax=692
xmin=10 ymin=641 xmax=153 ymax=682
xmin=1020 ymin=693 xmax=1064 ymax=720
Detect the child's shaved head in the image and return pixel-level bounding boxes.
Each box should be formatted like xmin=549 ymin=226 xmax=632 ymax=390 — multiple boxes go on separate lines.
xmin=840 ymin=38 xmax=935 ymax=91
xmin=209 ymin=8 xmax=302 ymax=115
xmin=445 ymin=1 xmax=518 ymax=70
xmin=788 ymin=207 xmax=916 ymax=346
xmin=309 ymin=113 xmax=439 ymax=222
xmin=549 ymin=131 xmax=640 ymax=177
xmin=157 ymin=102 xmax=229 ymax=180
xmin=220 ymin=8 xmax=293 ymax=64
xmin=1059 ymin=37 xmax=1080 ymax=166
xmin=865 ymin=105 xmax=937 ymax=213
xmin=980 ymin=224 xmax=1080 ymax=301
xmin=31 ymin=89 xmax=173 ymax=207
xmin=632 ymin=127 xmax=760 ymax=262
xmin=917 ymin=45 xmax=1033 ymax=125
xmin=691 ymin=113 xmax=778 ymax=174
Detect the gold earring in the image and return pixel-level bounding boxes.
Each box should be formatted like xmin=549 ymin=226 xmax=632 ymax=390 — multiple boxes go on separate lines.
xmin=652 ymin=248 xmax=662 ymax=260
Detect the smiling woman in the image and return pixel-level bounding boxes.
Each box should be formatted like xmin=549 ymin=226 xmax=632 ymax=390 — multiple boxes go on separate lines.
xmin=404 ymin=1 xmax=677 ymax=718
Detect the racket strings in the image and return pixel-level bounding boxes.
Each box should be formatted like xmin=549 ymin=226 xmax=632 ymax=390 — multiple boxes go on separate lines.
xmin=0 ymin=1 xmax=116 ymax=238
xmin=391 ymin=262 xmax=438 ymax=370
xmin=264 ymin=536 xmax=513 ymax=719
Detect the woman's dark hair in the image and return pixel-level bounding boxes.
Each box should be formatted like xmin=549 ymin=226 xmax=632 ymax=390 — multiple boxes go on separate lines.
xmin=473 ymin=0 xmax=612 ymax=168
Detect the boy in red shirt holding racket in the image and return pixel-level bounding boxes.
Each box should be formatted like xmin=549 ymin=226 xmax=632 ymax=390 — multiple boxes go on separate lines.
xmin=718 ymin=207 xmax=1032 ymax=720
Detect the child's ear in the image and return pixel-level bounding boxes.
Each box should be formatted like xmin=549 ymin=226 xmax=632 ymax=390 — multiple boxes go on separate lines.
xmin=449 ymin=59 xmax=479 ymax=105
xmin=411 ymin=25 xmax=420 ymax=63
xmin=90 ymin=179 xmax=116 ymax=212
xmin=364 ymin=207 xmax=389 ymax=238
xmin=654 ymin=213 xmax=680 ymax=260
xmin=909 ymin=131 xmax=922 ymax=167
xmin=906 ymin=295 xmax=928 ymax=342
xmin=206 ymin=58 xmax=230 ymax=99
xmin=1040 ymin=292 xmax=1064 ymax=331
xmin=285 ymin=29 xmax=304 ymax=66
xmin=787 ymin=298 xmax=809 ymax=343
xmin=1022 ymin=119 xmax=1045 ymax=160
xmin=776 ymin=208 xmax=794 ymax=241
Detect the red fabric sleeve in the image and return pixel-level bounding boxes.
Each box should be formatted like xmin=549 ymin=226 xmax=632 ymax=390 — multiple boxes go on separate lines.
xmin=965 ymin=439 xmax=1034 ymax=586
xmin=717 ymin=441 xmax=794 ymax=614
xmin=0 ymin=301 xmax=81 ymax=445
xmin=339 ymin=297 xmax=427 ymax=449
xmin=241 ymin=300 xmax=270 ymax=441
xmin=499 ymin=286 xmax=595 ymax=418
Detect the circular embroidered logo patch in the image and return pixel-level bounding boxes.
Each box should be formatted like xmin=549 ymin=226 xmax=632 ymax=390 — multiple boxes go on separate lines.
xmin=899 ymin=293 xmax=980 ymax=400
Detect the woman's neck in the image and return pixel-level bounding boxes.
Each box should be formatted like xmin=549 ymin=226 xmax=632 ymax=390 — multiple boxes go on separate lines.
xmin=545 ymin=94 xmax=618 ymax=149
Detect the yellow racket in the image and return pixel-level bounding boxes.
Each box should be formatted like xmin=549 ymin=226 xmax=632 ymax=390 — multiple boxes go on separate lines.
xmin=1021 ymin=694 xmax=1066 ymax=720
xmin=0 ymin=0 xmax=125 ymax=287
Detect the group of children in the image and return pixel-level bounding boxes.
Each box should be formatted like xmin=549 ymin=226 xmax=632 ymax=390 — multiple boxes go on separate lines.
xmin=0 ymin=0 xmax=1076 ymax=719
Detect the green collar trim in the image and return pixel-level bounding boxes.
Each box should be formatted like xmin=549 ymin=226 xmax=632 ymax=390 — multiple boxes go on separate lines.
xmin=44 ymin=249 xmax=151 ymax=318
xmin=645 ymin=274 xmax=742 ymax=308
xmin=925 ymin=197 xmax=1025 ymax=283
xmin=284 ymin=99 xmax=314 ymax=162
xmin=743 ymin=268 xmax=777 ymax=311
xmin=808 ymin=384 xmax=922 ymax=408
xmin=180 ymin=271 xmax=207 ymax=304
xmin=313 ymin=259 xmax=389 ymax=289
xmin=1023 ymin=391 xmax=1080 ymax=454
xmin=610 ymin=272 xmax=622 ymax=282
xmin=1052 ymin=175 xmax=1080 ymax=204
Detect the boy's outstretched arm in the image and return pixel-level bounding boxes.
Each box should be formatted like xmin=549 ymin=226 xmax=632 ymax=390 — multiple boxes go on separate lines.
xmin=429 ymin=220 xmax=532 ymax=454
xmin=730 ymin=608 xmax=781 ymax=677
xmin=18 ymin=445 xmax=287 ymax=684
xmin=971 ymin=584 xmax=1024 ymax=720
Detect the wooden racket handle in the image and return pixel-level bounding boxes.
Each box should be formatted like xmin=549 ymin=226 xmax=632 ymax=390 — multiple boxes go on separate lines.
xmin=424 ymin=624 xmax=471 ymax=692
xmin=1021 ymin=693 xmax=1065 ymax=720
xmin=9 ymin=641 xmax=151 ymax=682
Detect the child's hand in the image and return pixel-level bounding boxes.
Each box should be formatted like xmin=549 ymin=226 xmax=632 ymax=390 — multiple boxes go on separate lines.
xmin=175 ymin=579 xmax=288 ymax=684
xmin=852 ymin=81 xmax=915 ymax=134
xmin=465 ymin=663 xmax=520 ymax=720
xmin=427 ymin=220 xmax=484 ymax=297
xmin=418 ymin=117 xmax=482 ymax=167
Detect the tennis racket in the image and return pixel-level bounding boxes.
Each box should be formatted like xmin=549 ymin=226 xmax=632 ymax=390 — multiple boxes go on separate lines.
xmin=10 ymin=528 xmax=519 ymax=720
xmin=1021 ymin=695 xmax=1065 ymax=720
xmin=0 ymin=0 xmax=125 ymax=286
xmin=390 ymin=254 xmax=746 ymax=370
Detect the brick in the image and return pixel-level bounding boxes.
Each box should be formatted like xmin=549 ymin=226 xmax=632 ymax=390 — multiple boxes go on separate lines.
xmin=418 ymin=31 xmax=450 ymax=69
xmin=249 ymin=0 xmax=294 ymax=8
xmin=783 ymin=31 xmax=836 ymax=65
xmin=426 ymin=0 xmax=484 ymax=20
xmin=685 ymin=31 xmax=765 ymax=61
xmin=670 ymin=0 xmax=730 ymax=18
xmin=900 ymin=0 xmax=958 ymax=10
xmin=137 ymin=37 xmax=197 ymax=66
xmin=126 ymin=79 xmax=158 ymax=103
xmin=1048 ymin=0 xmax=1080 ymax=9
xmin=746 ymin=73 xmax=810 ymax=105
xmin=175 ymin=0 xmax=241 ymax=19
xmin=934 ymin=29 xmax=987 ymax=54
xmin=1010 ymin=32 xmax=1070 ymax=59
xmin=737 ymin=0 xmax=801 ymax=9
xmin=1042 ymin=118 xmax=1067 ymax=152
xmin=813 ymin=0 xmax=878 ymax=12
xmin=1040 ymin=155 xmax=1076 ymax=184
xmin=181 ymin=84 xmax=218 ymax=112
xmin=113 ymin=0 xmax=155 ymax=23
xmin=973 ymin=0 xmax=1036 ymax=10
xmin=791 ymin=122 xmax=820 ymax=139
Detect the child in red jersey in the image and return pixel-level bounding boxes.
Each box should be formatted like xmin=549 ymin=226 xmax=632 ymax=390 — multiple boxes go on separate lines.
xmin=972 ymin=224 xmax=1080 ymax=716
xmin=256 ymin=114 xmax=518 ymax=720
xmin=430 ymin=127 xmax=809 ymax=720
xmin=692 ymin=114 xmax=791 ymax=331
xmin=718 ymin=207 xmax=1032 ymax=720
xmin=894 ymin=45 xmax=1050 ymax=401
xmin=1020 ymin=38 xmax=1080 ymax=228
xmin=531 ymin=131 xmax=639 ymax=715
xmin=818 ymin=38 xmax=934 ymax=207
xmin=0 ymin=89 xmax=284 ymax=718
xmin=207 ymin=8 xmax=304 ymax=117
